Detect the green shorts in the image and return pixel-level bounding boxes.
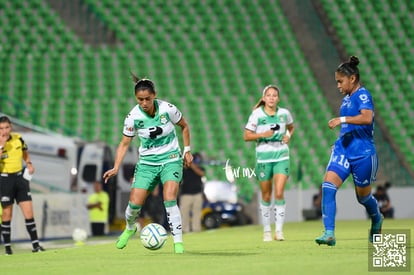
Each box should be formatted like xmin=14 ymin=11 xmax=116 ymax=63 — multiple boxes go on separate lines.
xmin=131 ymin=160 xmax=183 ymax=191
xmin=256 ymin=159 xmax=290 ymax=181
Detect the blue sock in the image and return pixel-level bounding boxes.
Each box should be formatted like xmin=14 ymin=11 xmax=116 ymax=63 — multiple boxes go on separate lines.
xmin=321 ymin=182 xmax=337 ymax=231
xmin=358 ymin=193 xmax=381 ymax=223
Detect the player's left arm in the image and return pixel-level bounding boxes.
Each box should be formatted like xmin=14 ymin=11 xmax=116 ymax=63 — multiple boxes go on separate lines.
xmin=176 ymin=117 xmax=193 ymax=167
xmin=344 ymin=109 xmax=373 ymax=125
xmin=282 ymin=110 xmax=294 ymax=144
xmin=328 ymin=109 xmax=373 ymax=129
xmin=22 ymin=138 xmax=35 ymax=174
xmin=282 ymin=123 xmax=294 ymax=144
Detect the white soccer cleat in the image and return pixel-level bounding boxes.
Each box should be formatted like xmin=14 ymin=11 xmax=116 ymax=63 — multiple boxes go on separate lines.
xmin=275 ymin=231 xmax=285 ymax=241
xmin=263 ymin=231 xmax=272 ymax=242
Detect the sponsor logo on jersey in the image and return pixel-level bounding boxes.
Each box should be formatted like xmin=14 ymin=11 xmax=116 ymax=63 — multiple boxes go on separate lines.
xmin=359 ymin=94 xmax=370 ymax=104
xmin=136 ymin=120 xmax=144 ymax=128
xmin=169 ymin=153 xmax=178 ymax=159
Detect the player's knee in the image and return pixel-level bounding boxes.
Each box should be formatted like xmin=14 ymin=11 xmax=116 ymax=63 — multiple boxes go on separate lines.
xmin=357 ymin=193 xmax=372 ymax=204
xmin=261 ymin=193 xmax=271 ymax=202
xmin=274 ymin=193 xmax=284 ymax=201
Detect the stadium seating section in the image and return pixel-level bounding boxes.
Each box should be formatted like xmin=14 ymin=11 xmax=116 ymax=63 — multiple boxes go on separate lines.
xmin=320 ymin=0 xmax=414 ymax=166
xmin=0 ymin=0 xmax=412 ymax=195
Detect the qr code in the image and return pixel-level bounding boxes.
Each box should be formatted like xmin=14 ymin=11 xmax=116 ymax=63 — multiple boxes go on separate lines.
xmin=369 ymin=229 xmax=411 ymax=272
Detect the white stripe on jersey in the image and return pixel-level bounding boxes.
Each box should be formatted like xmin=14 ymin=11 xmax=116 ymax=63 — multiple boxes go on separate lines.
xmin=123 ymin=99 xmax=183 ymax=164
xmin=245 ymin=106 xmax=293 ymax=162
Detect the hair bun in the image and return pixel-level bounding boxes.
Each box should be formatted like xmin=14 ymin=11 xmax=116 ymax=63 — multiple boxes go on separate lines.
xmin=349 ymin=56 xmax=360 ymax=67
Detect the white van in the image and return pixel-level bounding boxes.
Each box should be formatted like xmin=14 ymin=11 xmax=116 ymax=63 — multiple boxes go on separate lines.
xmin=23 ymin=132 xmax=122 ymax=222
xmin=23 ymin=132 xmax=114 ymax=194
xmin=22 ymin=132 xmax=81 ymax=193
xmin=23 ymin=131 xmax=143 ymax=220
xmin=2 ymin=112 xmax=144 ymax=219
xmin=77 ymin=141 xmax=115 ymax=194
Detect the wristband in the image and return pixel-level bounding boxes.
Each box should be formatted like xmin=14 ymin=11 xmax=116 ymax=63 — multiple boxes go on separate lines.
xmin=340 ymin=117 xmax=346 ymax=123
xmin=286 ymin=131 xmax=291 ymax=138
xmin=183 ymin=146 xmax=191 ymax=154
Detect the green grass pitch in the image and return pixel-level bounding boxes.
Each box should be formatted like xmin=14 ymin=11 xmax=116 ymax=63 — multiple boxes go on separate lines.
xmin=2 ymin=219 xmax=413 ymax=275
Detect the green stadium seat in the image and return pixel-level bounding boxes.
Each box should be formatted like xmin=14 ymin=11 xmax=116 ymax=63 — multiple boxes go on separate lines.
xmin=319 ymin=0 xmax=414 ymax=173
xmin=1 ymin=0 xmax=411 ymax=190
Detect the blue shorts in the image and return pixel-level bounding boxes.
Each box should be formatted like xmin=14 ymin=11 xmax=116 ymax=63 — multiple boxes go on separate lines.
xmin=326 ymin=145 xmax=378 ymax=187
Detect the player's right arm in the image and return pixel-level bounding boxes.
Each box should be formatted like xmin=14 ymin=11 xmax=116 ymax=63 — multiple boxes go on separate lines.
xmin=328 ymin=109 xmax=373 ymax=129
xmin=244 ymin=112 xmax=273 ymax=141
xmin=103 ymin=135 xmax=133 ymax=183
xmin=243 ymin=129 xmax=274 ymax=141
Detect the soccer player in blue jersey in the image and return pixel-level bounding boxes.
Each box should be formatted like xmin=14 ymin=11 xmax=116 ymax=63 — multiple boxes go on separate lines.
xmin=315 ymin=56 xmax=382 ymax=246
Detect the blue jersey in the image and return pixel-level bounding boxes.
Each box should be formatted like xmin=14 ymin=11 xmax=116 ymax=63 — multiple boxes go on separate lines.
xmin=336 ymin=86 xmax=376 ymax=159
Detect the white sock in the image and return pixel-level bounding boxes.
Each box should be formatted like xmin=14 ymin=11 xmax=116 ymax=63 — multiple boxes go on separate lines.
xmin=274 ymin=201 xmax=286 ymax=232
xmin=125 ymin=203 xmax=141 ymax=230
xmin=260 ymin=202 xmax=271 ymax=232
xmin=165 ymin=202 xmax=183 ymax=243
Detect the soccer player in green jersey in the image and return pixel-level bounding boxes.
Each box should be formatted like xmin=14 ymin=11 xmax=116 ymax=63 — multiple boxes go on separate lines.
xmin=103 ymin=74 xmax=193 ymax=254
xmin=244 ymin=85 xmax=294 ymax=242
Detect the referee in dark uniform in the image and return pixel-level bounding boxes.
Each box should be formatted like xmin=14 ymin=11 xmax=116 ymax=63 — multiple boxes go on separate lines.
xmin=0 ymin=116 xmax=44 ymax=254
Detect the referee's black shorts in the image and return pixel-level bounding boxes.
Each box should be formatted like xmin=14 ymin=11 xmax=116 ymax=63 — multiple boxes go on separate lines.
xmin=0 ymin=171 xmax=32 ymax=207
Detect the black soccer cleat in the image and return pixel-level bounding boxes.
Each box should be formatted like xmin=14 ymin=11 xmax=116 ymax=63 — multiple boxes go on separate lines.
xmin=5 ymin=247 xmax=13 ymax=255
xmin=32 ymin=246 xmax=46 ymax=253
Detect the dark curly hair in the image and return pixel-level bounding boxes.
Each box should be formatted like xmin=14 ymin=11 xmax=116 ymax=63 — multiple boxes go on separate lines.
xmin=336 ymin=56 xmax=360 ymax=82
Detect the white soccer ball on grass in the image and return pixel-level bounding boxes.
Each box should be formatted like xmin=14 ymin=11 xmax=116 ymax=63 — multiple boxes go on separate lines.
xmin=140 ymin=223 xmax=168 ymax=250
xmin=72 ymin=228 xmax=88 ymax=244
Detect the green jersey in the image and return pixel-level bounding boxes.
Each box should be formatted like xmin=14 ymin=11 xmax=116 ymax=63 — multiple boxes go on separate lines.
xmin=123 ymin=99 xmax=183 ymax=165
xmin=245 ymin=106 xmax=293 ymax=163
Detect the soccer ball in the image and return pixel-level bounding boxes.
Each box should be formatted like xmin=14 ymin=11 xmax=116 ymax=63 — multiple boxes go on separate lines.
xmin=140 ymin=223 xmax=168 ymax=250
xmin=72 ymin=228 xmax=88 ymax=243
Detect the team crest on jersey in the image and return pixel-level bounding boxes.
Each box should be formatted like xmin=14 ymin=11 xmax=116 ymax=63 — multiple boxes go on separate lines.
xmin=278 ymin=116 xmax=285 ymax=122
xmin=160 ymin=115 xmax=168 ymax=124
xmin=135 ymin=120 xmax=144 ymax=129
